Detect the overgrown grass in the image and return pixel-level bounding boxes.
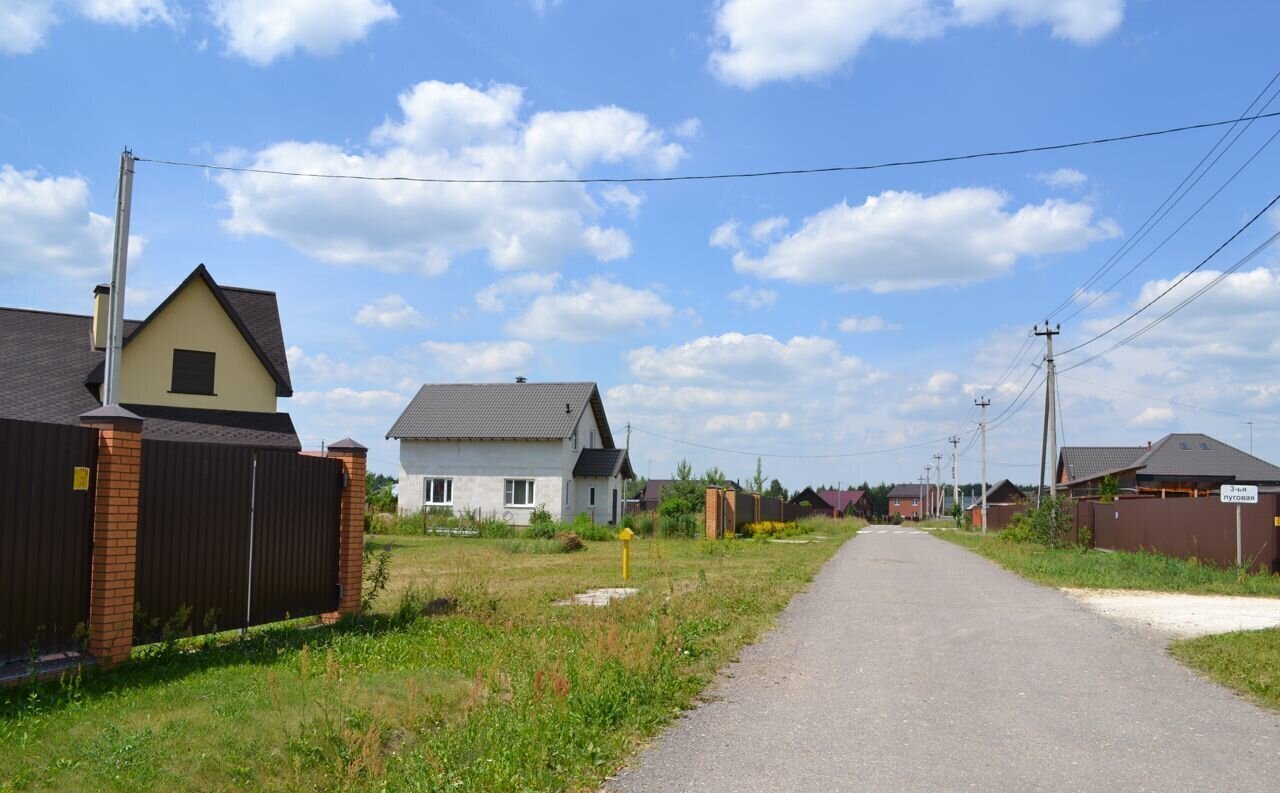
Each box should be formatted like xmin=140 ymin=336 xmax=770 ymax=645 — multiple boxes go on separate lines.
xmin=0 ymin=519 xmax=856 ymax=792
xmin=939 ymin=531 xmax=1280 ymax=596
xmin=1172 ymin=629 xmax=1280 ymax=711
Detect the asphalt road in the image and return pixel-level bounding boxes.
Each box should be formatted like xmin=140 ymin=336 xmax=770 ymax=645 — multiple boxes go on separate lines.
xmin=605 ymin=528 xmax=1280 ymax=792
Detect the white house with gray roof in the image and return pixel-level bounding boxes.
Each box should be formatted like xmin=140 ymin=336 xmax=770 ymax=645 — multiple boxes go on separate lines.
xmin=386 ymin=381 xmax=634 ymax=525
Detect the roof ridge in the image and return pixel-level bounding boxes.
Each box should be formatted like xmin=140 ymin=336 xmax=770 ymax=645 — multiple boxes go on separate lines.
xmin=219 ymin=285 xmax=278 ymax=296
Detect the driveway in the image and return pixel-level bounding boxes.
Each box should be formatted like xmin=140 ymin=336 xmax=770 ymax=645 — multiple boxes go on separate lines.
xmin=605 ymin=528 xmax=1280 ymax=792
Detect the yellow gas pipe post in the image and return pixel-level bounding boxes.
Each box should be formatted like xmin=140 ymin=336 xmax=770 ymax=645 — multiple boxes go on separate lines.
xmin=618 ymin=527 xmax=634 ymax=581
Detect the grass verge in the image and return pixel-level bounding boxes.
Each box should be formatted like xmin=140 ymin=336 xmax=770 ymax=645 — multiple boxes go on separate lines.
xmin=1172 ymin=629 xmax=1280 ymax=711
xmin=1 ymin=519 xmax=855 ymax=792
xmin=936 ymin=531 xmax=1280 ymax=596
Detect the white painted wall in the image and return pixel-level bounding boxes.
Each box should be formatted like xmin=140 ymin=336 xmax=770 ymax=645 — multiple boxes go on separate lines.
xmin=399 ymin=439 xmax=567 ymax=523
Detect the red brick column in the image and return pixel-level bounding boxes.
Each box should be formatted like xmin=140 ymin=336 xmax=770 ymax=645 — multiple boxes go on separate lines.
xmin=325 ymin=438 xmax=367 ymax=621
xmin=80 ymin=406 xmax=143 ymax=668
xmin=705 ymin=486 xmax=722 ymax=539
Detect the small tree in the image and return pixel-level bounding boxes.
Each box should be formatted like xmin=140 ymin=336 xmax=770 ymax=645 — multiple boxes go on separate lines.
xmin=659 ymin=458 xmax=704 ymax=517
xmin=1098 ymin=474 xmax=1119 ymax=503
xmin=1026 ymin=495 xmax=1076 ymax=548
xmin=765 ymin=478 xmax=788 ymax=500
xmin=751 ymin=457 xmax=766 ymax=494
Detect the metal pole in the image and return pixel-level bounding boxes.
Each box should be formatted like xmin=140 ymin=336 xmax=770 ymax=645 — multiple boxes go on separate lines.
xmin=933 ymin=452 xmax=943 ymax=517
xmin=949 ymin=436 xmax=959 ymax=517
xmin=104 ymin=148 xmax=135 ymax=406
xmin=1236 ymin=504 xmax=1243 ymax=568
xmin=244 ymin=452 xmax=258 ymax=632
xmin=976 ymin=398 xmax=990 ymax=533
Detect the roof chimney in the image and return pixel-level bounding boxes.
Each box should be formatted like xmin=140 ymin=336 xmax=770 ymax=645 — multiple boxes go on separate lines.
xmin=1147 ymin=441 xmax=1152 ymax=450
xmin=92 ymin=284 xmax=110 ymax=350
xmin=515 ymin=376 xmax=527 ymax=383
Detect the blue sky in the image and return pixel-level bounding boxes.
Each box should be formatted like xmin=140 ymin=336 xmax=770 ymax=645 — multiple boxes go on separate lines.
xmin=4 ymin=0 xmax=1280 ymax=489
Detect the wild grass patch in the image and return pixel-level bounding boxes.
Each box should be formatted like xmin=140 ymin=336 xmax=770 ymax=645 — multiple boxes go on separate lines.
xmin=940 ymin=531 xmax=1280 ymax=596
xmin=1171 ymin=628 xmax=1280 ymax=711
xmin=0 ymin=520 xmax=855 ymax=792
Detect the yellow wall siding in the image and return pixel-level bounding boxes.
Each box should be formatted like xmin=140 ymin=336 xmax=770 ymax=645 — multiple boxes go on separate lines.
xmin=118 ymin=278 xmax=278 ymax=412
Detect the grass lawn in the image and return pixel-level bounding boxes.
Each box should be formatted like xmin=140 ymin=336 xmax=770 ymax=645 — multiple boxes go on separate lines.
xmin=937 ymin=531 xmax=1280 ymax=596
xmin=1172 ymin=629 xmax=1280 ymax=711
xmin=0 ymin=519 xmax=857 ymax=792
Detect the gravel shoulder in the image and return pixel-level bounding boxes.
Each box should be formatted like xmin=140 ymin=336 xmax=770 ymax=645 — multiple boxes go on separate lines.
xmin=1062 ymin=588 xmax=1280 ymax=638
xmin=604 ymin=528 xmax=1280 ymax=793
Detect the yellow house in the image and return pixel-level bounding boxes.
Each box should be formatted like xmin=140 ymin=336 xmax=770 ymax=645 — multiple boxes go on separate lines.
xmin=0 ymin=265 xmax=299 ymax=449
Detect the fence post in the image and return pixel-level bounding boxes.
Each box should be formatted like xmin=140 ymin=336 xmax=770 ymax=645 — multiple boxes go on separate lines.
xmin=705 ymin=486 xmax=721 ymax=539
xmin=325 ymin=438 xmax=367 ymax=622
xmin=80 ymin=405 xmax=143 ymax=669
xmin=752 ymin=493 xmax=761 ymax=524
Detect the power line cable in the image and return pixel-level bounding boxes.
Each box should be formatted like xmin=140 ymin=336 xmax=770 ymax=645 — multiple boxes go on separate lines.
xmin=1059 ymin=116 xmax=1280 ymax=324
xmin=628 ymin=424 xmax=977 ymax=460
xmin=1058 ymin=226 xmax=1280 ymax=373
xmin=133 ymin=110 xmax=1280 ymax=186
xmin=1056 ymin=191 xmax=1280 ymax=359
xmin=1044 ymin=71 xmax=1280 ymax=319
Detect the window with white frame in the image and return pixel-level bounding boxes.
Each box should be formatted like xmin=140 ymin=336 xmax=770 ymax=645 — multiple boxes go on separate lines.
xmin=589 ymin=429 xmax=596 ymax=448
xmin=423 ymin=477 xmax=452 ymax=506
xmin=589 ymin=486 xmax=596 ymax=507
xmin=912 ymin=498 xmax=919 ymax=506
xmin=505 ymin=478 xmax=535 ymax=507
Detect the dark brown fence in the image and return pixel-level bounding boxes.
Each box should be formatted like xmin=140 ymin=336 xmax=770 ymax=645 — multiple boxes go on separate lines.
xmin=1090 ymin=494 xmax=1280 ymax=573
xmin=759 ymin=496 xmax=782 ymax=522
xmin=976 ymin=503 xmax=1028 ymax=531
xmin=0 ymin=418 xmax=97 ymax=665
xmin=136 ymin=439 xmax=342 ymax=641
xmin=733 ymin=491 xmax=755 ymax=530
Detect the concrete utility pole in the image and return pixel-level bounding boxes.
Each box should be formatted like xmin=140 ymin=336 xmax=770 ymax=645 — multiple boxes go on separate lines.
xmin=917 ymin=474 xmax=927 ymax=521
xmin=933 ymin=452 xmax=944 ymax=517
xmin=975 ymin=397 xmax=990 ymax=533
xmin=1035 ymin=323 xmax=1060 ymax=504
xmin=949 ymin=436 xmax=960 ymax=516
xmin=103 ymin=148 xmax=136 ymax=406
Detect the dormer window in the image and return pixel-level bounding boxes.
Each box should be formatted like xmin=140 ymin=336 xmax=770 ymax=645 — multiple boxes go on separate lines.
xmin=170 ymin=349 xmax=215 ymax=395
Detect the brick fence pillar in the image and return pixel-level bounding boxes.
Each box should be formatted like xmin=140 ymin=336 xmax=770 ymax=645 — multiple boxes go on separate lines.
xmin=325 ymin=438 xmax=367 ymax=621
xmin=705 ymin=486 xmax=722 ymax=539
xmin=80 ymin=405 xmax=143 ymax=669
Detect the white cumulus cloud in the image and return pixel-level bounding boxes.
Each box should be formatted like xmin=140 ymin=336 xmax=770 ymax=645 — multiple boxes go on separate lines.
xmin=419 ymin=340 xmax=534 ymax=380
xmin=211 ymin=0 xmax=397 ymax=65
xmin=354 ymin=293 xmax=427 ymax=329
xmin=506 ymin=278 xmax=674 ymax=341
xmin=727 ymin=188 xmax=1120 ymax=291
xmin=0 ymin=164 xmax=145 ymax=277
xmin=1128 ymin=406 xmax=1175 ymax=428
xmin=839 ymin=315 xmax=902 ymax=332
xmin=709 ymin=0 xmax=1123 ymax=88
xmin=475 ymin=272 xmax=560 ymax=313
xmin=727 ymin=285 xmax=778 ymax=309
xmin=293 ymin=387 xmax=407 ymax=411
xmin=1037 ymin=167 xmax=1088 ymax=188
xmin=1 ymin=0 xmax=175 ymax=55
xmin=628 ymin=332 xmax=863 ymax=385
xmin=216 ymin=81 xmax=682 ymax=274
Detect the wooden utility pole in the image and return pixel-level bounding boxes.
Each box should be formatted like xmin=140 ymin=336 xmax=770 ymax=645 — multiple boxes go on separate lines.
xmin=1035 ymin=323 xmax=1060 ymax=504
xmin=975 ymin=397 xmax=990 ymax=533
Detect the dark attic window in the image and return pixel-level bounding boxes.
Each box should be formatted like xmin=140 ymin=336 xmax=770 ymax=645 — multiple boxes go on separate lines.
xmin=170 ymin=349 xmax=216 ymax=395
xmin=1178 ymin=442 xmax=1190 ymax=450
xmin=1200 ymin=442 xmax=1211 ymax=450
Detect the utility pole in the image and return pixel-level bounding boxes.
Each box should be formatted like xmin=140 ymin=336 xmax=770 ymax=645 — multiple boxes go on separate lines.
xmin=103 ymin=148 xmax=136 ymax=406
xmin=917 ymin=474 xmax=927 ymax=521
xmin=1035 ymin=322 xmax=1060 ymax=504
xmin=975 ymin=397 xmax=990 ymax=533
xmin=949 ymin=436 xmax=959 ymax=516
xmin=932 ymin=452 xmax=944 ymax=517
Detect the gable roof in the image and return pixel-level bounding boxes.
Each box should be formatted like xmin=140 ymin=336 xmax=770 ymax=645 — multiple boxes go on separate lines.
xmin=573 ymin=448 xmax=635 ymax=479
xmin=85 ymin=265 xmax=292 ymax=397
xmin=387 ymin=381 xmax=615 ymax=444
xmin=980 ymin=479 xmax=1025 ymax=504
xmin=1059 ymin=446 xmax=1146 ymax=484
xmin=817 ymin=489 xmax=868 ymax=511
xmin=789 ymin=487 xmax=834 ymax=509
xmin=887 ymin=483 xmax=934 ymax=499
xmin=1131 ymin=433 xmax=1280 ymax=484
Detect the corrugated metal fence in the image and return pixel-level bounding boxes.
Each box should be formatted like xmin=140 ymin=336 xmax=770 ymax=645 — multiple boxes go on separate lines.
xmin=0 ymin=418 xmax=97 ymax=664
xmin=136 ymin=439 xmax=342 ymax=641
xmin=1090 ymin=494 xmax=1280 ymax=573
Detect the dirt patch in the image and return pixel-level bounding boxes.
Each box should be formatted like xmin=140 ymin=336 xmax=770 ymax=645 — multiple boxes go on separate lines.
xmin=1063 ymin=588 xmax=1280 ymax=638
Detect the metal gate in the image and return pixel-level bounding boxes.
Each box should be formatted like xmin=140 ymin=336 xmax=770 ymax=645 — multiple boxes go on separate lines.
xmin=0 ymin=418 xmax=97 ymax=665
xmin=135 ymin=440 xmax=342 ymax=642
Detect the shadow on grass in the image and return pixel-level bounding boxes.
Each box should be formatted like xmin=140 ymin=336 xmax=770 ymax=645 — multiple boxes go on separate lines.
xmin=0 ymin=609 xmax=420 ymax=718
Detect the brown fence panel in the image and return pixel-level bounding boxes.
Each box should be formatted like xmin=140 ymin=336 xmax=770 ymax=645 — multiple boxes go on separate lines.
xmin=983 ymin=503 xmax=1029 ymax=531
xmin=136 ymin=440 xmax=255 ymax=638
xmin=0 ymin=418 xmax=97 ymax=665
xmin=1092 ymin=494 xmax=1280 ymax=573
xmin=759 ymin=496 xmax=783 ymax=522
xmin=733 ymin=491 xmax=754 ymax=530
xmin=250 ymin=451 xmax=342 ymax=624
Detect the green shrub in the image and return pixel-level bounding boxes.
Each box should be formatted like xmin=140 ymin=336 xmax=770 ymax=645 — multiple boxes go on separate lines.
xmin=659 ymin=512 xmax=700 ymax=539
xmin=475 ymin=517 xmax=516 ymax=539
xmin=1000 ymin=512 xmax=1037 ymax=543
xmin=627 ymin=512 xmax=657 ymax=537
xmin=574 ymin=521 xmax=615 ymax=542
xmin=520 ymin=520 xmax=558 ymax=540
xmin=530 ymin=504 xmax=553 ymax=525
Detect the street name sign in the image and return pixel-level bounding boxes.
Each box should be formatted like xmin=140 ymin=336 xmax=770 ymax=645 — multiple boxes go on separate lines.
xmin=1220 ymin=484 xmax=1258 ymax=504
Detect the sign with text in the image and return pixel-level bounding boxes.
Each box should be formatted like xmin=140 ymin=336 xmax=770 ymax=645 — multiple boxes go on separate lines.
xmin=72 ymin=466 xmax=90 ymax=491
xmin=1220 ymin=484 xmax=1258 ymax=504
